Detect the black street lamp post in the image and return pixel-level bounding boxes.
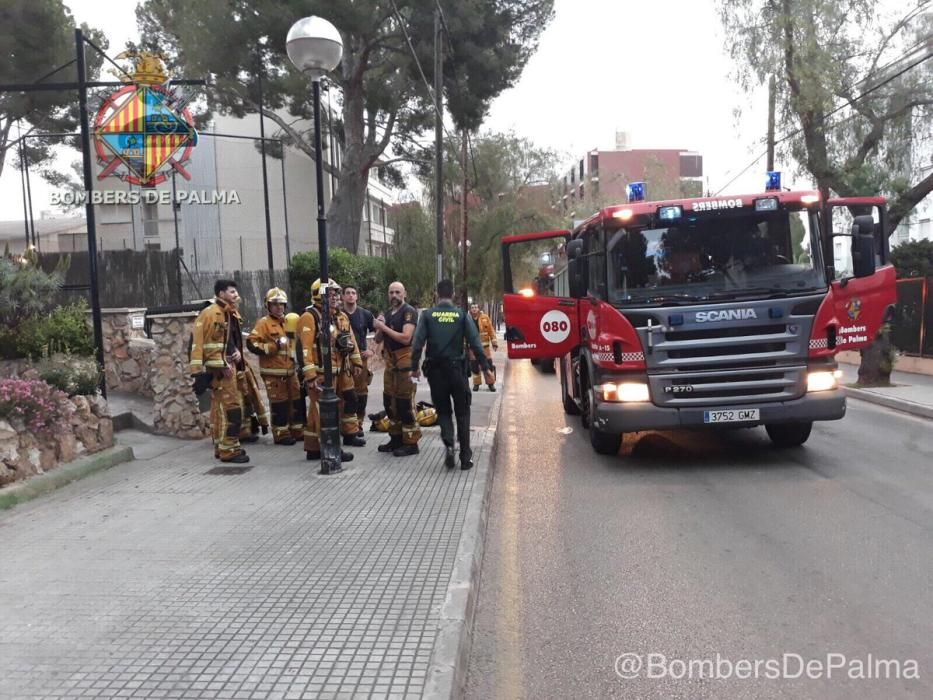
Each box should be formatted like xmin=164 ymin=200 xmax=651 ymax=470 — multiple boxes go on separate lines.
xmin=286 ymin=16 xmax=344 ymax=475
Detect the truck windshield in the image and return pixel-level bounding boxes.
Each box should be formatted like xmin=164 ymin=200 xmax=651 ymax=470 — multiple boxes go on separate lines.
xmin=606 ymin=208 xmax=825 ymax=305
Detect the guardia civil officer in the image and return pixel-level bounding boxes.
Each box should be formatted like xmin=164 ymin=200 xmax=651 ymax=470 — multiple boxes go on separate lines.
xmin=410 ymin=280 xmax=490 ymax=470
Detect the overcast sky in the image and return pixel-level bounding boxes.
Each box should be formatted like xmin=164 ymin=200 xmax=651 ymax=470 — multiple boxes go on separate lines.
xmin=0 ymin=0 xmax=802 ymax=223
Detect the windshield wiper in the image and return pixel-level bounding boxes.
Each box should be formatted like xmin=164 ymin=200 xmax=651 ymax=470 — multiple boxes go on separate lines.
xmin=645 ymin=293 xmax=702 ymax=304
xmin=704 ymin=288 xmax=793 ymax=301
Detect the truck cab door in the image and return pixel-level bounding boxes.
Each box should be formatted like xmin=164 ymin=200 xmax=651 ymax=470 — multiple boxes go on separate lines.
xmin=501 ymin=230 xmax=578 ymax=359
xmin=826 ymin=197 xmax=897 ymax=351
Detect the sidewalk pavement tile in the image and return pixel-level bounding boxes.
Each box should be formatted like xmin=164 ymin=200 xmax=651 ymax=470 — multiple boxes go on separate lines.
xmin=839 ymin=364 xmax=933 ymax=418
xmin=0 ymin=355 xmax=504 ymax=700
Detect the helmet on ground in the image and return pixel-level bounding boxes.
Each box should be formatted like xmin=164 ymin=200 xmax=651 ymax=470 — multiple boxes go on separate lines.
xmin=311 ymin=278 xmax=341 ymax=303
xmin=284 ymin=312 xmax=300 ymax=334
xmin=265 ymin=287 xmax=288 ymax=305
xmin=416 ymin=406 xmax=438 ymax=427
xmin=368 ymin=410 xmax=391 ymax=432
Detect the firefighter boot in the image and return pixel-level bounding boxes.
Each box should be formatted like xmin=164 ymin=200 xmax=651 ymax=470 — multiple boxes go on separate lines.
xmin=393 ymin=444 xmax=420 ymax=457
xmin=378 ymin=435 xmax=403 ymax=453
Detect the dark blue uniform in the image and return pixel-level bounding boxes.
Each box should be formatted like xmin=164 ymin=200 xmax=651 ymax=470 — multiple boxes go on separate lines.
xmin=410 ymin=300 xmax=488 ymax=469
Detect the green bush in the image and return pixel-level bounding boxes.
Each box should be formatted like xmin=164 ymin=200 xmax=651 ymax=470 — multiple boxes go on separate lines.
xmin=290 ymin=248 xmax=390 ymax=313
xmin=36 ymin=355 xmax=102 ymax=396
xmin=13 ymin=301 xmax=95 ymax=360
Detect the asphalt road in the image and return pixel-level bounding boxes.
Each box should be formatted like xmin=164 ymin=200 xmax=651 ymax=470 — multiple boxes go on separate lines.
xmin=465 ymin=360 xmax=933 ymax=699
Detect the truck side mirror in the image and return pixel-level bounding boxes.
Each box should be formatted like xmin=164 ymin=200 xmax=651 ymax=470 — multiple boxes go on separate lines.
xmin=567 ymin=239 xmax=584 ymax=260
xmin=568 ymin=258 xmax=586 ymax=298
xmin=852 ymin=215 xmax=876 ymax=278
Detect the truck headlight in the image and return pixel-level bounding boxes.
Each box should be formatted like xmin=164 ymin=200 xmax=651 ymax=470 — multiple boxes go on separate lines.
xmin=598 ymin=382 xmax=650 ymax=402
xmin=807 ymin=370 xmax=840 ymax=392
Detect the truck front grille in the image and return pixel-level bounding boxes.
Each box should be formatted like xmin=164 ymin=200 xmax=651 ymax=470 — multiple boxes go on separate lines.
xmin=650 ymin=366 xmax=806 ymax=407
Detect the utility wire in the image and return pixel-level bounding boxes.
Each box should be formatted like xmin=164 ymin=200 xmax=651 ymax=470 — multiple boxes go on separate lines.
xmin=714 ymin=48 xmax=933 ymax=195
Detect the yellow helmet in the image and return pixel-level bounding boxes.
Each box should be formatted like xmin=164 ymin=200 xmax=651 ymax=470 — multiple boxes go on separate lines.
xmin=416 ymin=407 xmax=438 ymax=427
xmin=265 ymin=287 xmax=288 ymax=305
xmin=311 ymin=278 xmax=341 ymax=303
xmin=284 ymin=312 xmax=300 ymax=334
xmin=370 ymin=415 xmax=391 ymax=432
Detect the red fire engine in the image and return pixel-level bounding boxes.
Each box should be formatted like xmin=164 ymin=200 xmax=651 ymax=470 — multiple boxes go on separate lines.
xmin=501 ymin=180 xmax=897 ymax=455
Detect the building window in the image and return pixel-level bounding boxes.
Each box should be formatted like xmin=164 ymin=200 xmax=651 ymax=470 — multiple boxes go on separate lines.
xmin=579 ymin=159 xmax=584 ymax=180
xmin=142 ymin=201 xmax=159 ymax=239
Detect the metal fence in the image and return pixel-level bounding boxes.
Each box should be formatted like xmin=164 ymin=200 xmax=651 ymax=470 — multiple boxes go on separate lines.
xmin=893 ymin=277 xmax=932 ymax=358
xmin=38 ymin=250 xmax=290 ymax=330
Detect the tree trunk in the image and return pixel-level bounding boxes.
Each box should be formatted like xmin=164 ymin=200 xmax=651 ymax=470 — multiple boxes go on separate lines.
xmin=326 ymin=160 xmax=367 ymax=254
xmin=857 ymin=325 xmax=895 ymax=387
xmin=325 ymin=63 xmax=372 ymax=254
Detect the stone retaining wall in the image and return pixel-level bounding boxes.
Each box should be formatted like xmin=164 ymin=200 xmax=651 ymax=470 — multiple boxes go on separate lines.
xmin=97 ymin=309 xmax=154 ymax=396
xmin=148 ymin=312 xmax=210 ymax=439
xmin=0 ymin=395 xmax=113 ymax=488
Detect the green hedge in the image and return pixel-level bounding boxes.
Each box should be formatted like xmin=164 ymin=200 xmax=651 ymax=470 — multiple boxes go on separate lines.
xmin=12 ymin=301 xmax=96 ymax=360
xmin=289 ymin=249 xmax=390 ymax=313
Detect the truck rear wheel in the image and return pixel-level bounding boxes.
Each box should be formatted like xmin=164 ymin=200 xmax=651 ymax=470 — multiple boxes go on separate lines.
xmin=765 ymin=421 xmax=813 ymax=447
xmin=560 ymin=361 xmax=581 ymax=415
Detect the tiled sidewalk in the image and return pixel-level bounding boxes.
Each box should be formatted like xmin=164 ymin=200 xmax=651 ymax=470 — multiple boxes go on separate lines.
xmin=0 ymin=353 xmax=505 ymax=700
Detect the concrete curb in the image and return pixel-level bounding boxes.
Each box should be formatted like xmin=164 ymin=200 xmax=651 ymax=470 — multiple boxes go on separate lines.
xmin=0 ymin=445 xmax=135 ymax=511
xmin=846 ymin=387 xmax=933 ymax=421
xmin=423 ymin=359 xmax=508 ymax=700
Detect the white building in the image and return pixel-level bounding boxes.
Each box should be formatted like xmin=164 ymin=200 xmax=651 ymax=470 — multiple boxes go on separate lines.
xmin=891 ymin=172 xmax=932 ymax=247
xmin=35 ymin=109 xmax=396 ymax=272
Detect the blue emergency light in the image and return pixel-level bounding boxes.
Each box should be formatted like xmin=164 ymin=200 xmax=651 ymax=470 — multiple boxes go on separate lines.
xmin=626 ymin=181 xmax=646 ymax=202
xmin=765 ymin=171 xmax=781 ymax=191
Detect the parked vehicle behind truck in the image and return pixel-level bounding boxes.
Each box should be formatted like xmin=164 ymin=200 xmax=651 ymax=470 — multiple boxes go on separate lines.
xmin=501 ymin=181 xmax=897 ymax=455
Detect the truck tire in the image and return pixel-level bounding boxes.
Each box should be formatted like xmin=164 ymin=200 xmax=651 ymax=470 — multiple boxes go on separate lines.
xmin=582 ymin=381 xmax=622 ymax=455
xmin=560 ymin=361 xmax=581 ymax=415
xmin=580 ymin=375 xmax=592 ymax=429
xmin=590 ymin=426 xmax=622 ymax=455
xmin=765 ymin=421 xmax=813 ymax=447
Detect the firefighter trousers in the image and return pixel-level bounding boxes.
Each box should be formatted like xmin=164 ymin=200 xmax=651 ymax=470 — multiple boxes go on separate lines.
xmin=383 ymin=347 xmax=421 ymax=446
xmin=237 ymin=368 xmax=268 ymax=440
xmin=470 ymin=345 xmax=496 ymax=387
xmin=262 ymin=372 xmax=304 ymax=442
xmin=303 ymin=371 xmax=362 ymax=453
xmin=354 ymin=356 xmax=374 ymax=426
xmin=210 ymin=372 xmax=244 ymax=460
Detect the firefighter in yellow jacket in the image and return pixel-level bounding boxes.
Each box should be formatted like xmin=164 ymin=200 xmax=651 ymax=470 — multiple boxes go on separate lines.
xmin=222 ymin=293 xmax=268 ymax=443
xmin=468 ymin=303 xmax=498 ymax=391
xmin=373 ymin=281 xmax=421 ymax=456
xmin=247 ymin=288 xmax=303 ymax=445
xmin=189 ymin=279 xmax=249 ymax=463
xmin=297 ymin=279 xmax=365 ymax=462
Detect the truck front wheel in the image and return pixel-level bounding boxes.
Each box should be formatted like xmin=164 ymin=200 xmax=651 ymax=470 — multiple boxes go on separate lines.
xmin=765 ymin=421 xmax=813 ymax=447
xmin=590 ymin=426 xmax=622 ymax=455
xmin=583 ymin=382 xmax=622 ymax=455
